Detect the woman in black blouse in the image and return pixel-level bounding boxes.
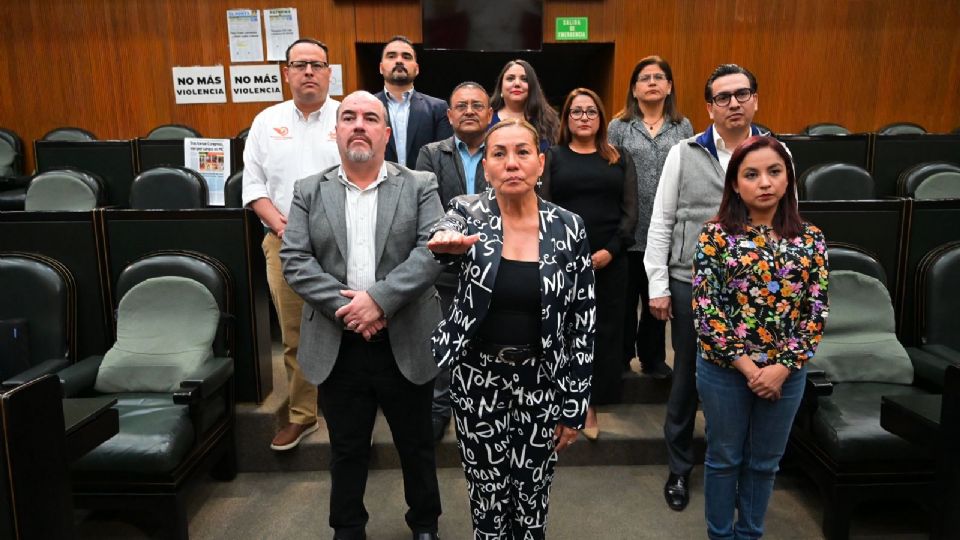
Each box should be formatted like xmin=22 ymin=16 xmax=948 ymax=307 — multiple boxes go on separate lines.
xmin=428 ymin=119 xmax=596 ymax=539
xmin=541 ymin=87 xmax=638 ymax=439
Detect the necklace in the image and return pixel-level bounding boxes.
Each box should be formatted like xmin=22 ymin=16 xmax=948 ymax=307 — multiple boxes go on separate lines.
xmin=643 ymin=116 xmax=663 ymax=130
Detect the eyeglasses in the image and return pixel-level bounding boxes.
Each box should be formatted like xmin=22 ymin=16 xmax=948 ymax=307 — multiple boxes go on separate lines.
xmin=569 ymin=108 xmax=599 ymax=120
xmin=709 ymin=88 xmax=754 ymax=107
xmin=287 ymin=60 xmax=329 ymax=71
xmin=452 ymin=102 xmax=487 ymax=113
xmin=637 ymin=73 xmax=668 ymax=83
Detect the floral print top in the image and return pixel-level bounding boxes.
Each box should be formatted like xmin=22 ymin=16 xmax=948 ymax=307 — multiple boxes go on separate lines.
xmin=692 ymin=221 xmax=829 ymax=371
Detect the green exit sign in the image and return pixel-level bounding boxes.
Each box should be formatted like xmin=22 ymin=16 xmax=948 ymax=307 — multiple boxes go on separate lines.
xmin=556 ymin=17 xmax=588 ymax=41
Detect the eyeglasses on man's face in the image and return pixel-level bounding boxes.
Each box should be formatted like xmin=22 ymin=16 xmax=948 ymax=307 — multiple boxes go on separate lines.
xmin=452 ymin=102 xmax=487 ymax=113
xmin=569 ymin=108 xmax=599 ymax=120
xmin=638 ymin=73 xmax=668 ymax=83
xmin=710 ymin=88 xmax=754 ymax=107
xmin=288 ymin=60 xmax=329 ymax=71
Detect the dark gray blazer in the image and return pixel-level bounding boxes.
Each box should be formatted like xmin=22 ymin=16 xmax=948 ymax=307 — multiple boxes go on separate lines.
xmin=376 ymin=90 xmax=453 ymax=169
xmin=280 ymin=162 xmax=445 ymax=385
xmin=415 ymin=136 xmax=487 ymax=205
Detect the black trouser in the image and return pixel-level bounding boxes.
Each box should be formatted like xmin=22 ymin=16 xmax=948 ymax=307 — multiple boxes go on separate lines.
xmin=591 ymin=254 xmax=628 ymax=405
xmin=663 ymin=278 xmax=699 ymax=476
xmin=319 ymin=333 xmax=441 ymax=539
xmin=452 ymin=349 xmax=561 ymax=540
xmin=622 ymin=251 xmax=667 ymax=369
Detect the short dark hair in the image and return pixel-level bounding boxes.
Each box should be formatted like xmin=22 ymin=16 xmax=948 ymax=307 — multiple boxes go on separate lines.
xmin=615 ymin=55 xmax=683 ymax=124
xmin=704 ymin=64 xmax=758 ymax=103
xmin=448 ymin=81 xmax=489 ymax=104
xmin=284 ymin=38 xmax=329 ymax=63
xmin=713 ymin=135 xmax=803 ymax=238
xmin=382 ymin=35 xmax=416 ymax=60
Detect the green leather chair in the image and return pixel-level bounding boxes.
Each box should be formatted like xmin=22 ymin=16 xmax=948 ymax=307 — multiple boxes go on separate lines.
xmin=145 ymin=124 xmax=202 ymax=140
xmin=0 ymin=252 xmax=75 ymax=389
xmin=916 ymin=241 xmax=960 ymax=369
xmin=41 ymin=127 xmax=97 ymax=142
xmin=789 ymin=244 xmax=942 ymax=540
xmin=877 ymin=122 xmax=927 ymax=135
xmin=58 ymin=251 xmax=236 ymax=540
xmin=129 ymin=166 xmax=208 ymax=209
xmin=799 ymin=162 xmax=876 ymax=200
xmin=898 ymin=161 xmax=960 ymax=199
xmin=25 ymin=169 xmax=106 ymax=211
xmin=0 ymin=128 xmax=28 ymax=211
xmin=802 ymin=123 xmax=851 ymax=136
xmin=223 ymin=170 xmax=244 ymax=209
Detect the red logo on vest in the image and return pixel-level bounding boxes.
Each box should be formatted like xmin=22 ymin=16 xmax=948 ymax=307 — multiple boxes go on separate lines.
xmin=273 ymin=126 xmax=289 ymax=136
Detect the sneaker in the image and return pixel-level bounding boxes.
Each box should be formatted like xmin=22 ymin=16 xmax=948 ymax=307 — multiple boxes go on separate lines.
xmin=642 ymin=362 xmax=673 ymax=380
xmin=270 ymin=421 xmax=319 ymax=451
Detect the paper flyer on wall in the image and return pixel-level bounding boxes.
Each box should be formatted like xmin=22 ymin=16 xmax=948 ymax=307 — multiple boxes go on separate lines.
xmin=264 ymin=8 xmax=299 ymax=61
xmin=184 ymin=138 xmax=231 ymax=206
xmin=227 ymin=9 xmax=264 ymax=63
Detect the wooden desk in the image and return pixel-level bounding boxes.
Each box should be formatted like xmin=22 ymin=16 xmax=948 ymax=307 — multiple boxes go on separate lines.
xmin=63 ymin=397 xmax=118 ymax=462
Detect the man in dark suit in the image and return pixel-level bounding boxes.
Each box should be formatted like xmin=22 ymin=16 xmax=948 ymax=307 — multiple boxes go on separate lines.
xmin=414 ymin=81 xmax=491 ymax=441
xmin=281 ymin=90 xmax=445 ymax=540
xmin=375 ymin=35 xmax=452 ymax=169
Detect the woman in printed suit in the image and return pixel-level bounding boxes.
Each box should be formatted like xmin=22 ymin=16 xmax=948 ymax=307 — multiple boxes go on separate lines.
xmin=428 ymin=118 xmax=596 ymax=539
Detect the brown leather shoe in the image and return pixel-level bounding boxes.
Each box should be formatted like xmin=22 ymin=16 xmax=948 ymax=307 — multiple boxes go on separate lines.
xmin=270 ymin=421 xmax=319 ymax=451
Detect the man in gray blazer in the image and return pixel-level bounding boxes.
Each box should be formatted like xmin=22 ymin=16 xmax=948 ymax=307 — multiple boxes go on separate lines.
xmin=415 ymin=81 xmax=491 ymax=441
xmin=281 ymin=90 xmax=445 ymax=540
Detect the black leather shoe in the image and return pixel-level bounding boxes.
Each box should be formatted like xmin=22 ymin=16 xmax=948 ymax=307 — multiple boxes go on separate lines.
xmin=413 ymin=533 xmax=439 ymax=540
xmin=664 ymin=473 xmax=690 ymax=511
xmin=432 ymin=415 xmax=450 ymax=442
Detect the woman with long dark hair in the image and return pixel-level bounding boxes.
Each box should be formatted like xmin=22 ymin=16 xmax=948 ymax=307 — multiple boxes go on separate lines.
xmin=692 ymin=135 xmax=828 ymax=539
xmin=541 ymin=87 xmax=637 ymax=439
xmin=489 ymin=59 xmax=560 ymax=151
xmin=609 ymin=55 xmax=693 ymax=379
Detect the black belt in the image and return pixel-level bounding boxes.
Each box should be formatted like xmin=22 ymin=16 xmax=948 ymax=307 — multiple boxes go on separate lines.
xmin=470 ymin=337 xmax=541 ymax=362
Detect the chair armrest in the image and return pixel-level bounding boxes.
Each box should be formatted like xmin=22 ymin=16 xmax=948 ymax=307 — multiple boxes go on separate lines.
xmin=805 ymin=369 xmax=833 ymax=397
xmin=910 ymin=346 xmax=960 ymax=390
xmin=57 ymin=356 xmax=103 ymax=397
xmin=173 ymin=357 xmax=233 ymax=405
xmin=2 ymin=358 xmax=70 ymax=389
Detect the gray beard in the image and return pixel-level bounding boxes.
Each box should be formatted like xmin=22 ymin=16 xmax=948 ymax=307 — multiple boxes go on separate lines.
xmin=346 ymin=148 xmax=374 ymax=162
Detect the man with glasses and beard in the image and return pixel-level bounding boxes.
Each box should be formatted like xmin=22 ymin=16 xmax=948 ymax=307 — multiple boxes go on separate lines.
xmin=415 ymin=81 xmax=493 ymax=441
xmin=374 ymin=35 xmax=452 ymax=169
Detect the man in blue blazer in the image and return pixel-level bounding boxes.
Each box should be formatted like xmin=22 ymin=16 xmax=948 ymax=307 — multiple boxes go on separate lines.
xmin=375 ymin=35 xmax=452 ymax=169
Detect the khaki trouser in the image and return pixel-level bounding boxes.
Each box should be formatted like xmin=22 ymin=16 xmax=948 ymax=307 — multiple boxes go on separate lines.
xmin=262 ymin=232 xmax=317 ymax=424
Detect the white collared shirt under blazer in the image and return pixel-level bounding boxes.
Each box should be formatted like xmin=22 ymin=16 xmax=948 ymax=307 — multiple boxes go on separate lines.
xmin=337 ymin=164 xmax=388 ymax=291
xmin=429 ymin=190 xmax=597 ymax=429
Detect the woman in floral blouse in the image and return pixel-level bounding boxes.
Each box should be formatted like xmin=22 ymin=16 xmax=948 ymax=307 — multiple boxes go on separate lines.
xmin=692 ymin=135 xmax=828 ymax=539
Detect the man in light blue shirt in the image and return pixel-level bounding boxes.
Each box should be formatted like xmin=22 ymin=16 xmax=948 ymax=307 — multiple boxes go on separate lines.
xmin=375 ymin=35 xmax=452 ymax=169
xmin=415 ymin=81 xmax=492 ymax=441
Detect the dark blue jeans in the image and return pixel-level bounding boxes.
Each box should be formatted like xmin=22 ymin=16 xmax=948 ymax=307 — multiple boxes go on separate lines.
xmin=696 ymin=355 xmax=806 ymax=539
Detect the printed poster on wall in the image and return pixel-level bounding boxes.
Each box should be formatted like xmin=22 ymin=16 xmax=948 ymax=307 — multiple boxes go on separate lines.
xmin=329 ymin=64 xmax=343 ymax=96
xmin=264 ymin=8 xmax=299 ymax=61
xmin=184 ymin=138 xmax=231 ymax=206
xmin=229 ymin=64 xmax=284 ymax=103
xmin=227 ymin=9 xmax=264 ymax=62
xmin=172 ymin=66 xmax=227 ymax=104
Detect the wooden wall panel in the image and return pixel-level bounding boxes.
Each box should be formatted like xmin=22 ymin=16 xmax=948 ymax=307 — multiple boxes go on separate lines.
xmin=1 ymin=0 xmax=958 ymax=169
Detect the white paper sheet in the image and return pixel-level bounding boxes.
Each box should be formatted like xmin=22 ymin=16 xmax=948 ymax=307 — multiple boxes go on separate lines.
xmin=264 ymin=8 xmax=300 ymax=61
xmin=227 ymin=9 xmax=264 ymax=63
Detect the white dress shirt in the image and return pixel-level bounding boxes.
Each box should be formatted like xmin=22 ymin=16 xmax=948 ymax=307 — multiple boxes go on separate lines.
xmin=384 ymin=88 xmax=413 ymax=166
xmin=337 ymin=163 xmax=388 ymax=291
xmin=242 ymin=97 xmax=341 ymax=220
xmin=644 ymin=125 xmax=731 ymax=298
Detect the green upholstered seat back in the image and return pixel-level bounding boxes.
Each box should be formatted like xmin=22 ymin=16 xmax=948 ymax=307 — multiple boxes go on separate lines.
xmin=810 ymin=270 xmax=914 ymax=384
xmin=25 ymin=171 xmax=99 ymax=211
xmin=95 ymin=276 xmax=219 ymax=393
